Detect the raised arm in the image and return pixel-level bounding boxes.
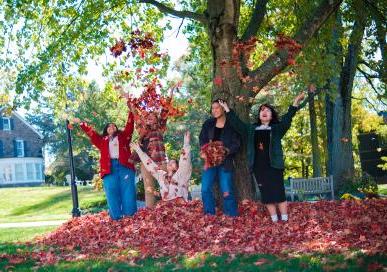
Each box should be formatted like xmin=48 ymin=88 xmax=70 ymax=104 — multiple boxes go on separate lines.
xmin=80 ymin=122 xmax=103 ymax=149
xmin=121 ymin=111 xmax=134 ymax=139
xmin=277 ymin=92 xmax=305 ymax=136
xmin=219 ymin=101 xmax=249 ymax=137
xmin=174 ymin=131 xmax=192 ymax=186
xmin=130 ymin=142 xmax=164 ymax=182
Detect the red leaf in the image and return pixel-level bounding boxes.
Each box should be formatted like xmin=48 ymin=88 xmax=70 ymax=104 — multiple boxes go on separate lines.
xmin=214 ymin=76 xmax=223 ymax=87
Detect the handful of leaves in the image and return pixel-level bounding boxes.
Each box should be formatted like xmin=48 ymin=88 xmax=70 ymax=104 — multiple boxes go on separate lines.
xmin=200 ymin=141 xmax=227 ymax=169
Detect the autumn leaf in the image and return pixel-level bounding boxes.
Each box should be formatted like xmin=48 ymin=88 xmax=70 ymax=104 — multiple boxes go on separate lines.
xmin=214 ymin=76 xmax=223 ymax=87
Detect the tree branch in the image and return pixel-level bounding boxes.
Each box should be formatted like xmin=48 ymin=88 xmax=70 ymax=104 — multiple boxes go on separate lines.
xmin=357 ymin=66 xmax=384 ymax=96
xmin=138 ymin=0 xmax=207 ymax=24
xmin=246 ymin=0 xmax=343 ymax=92
xmin=241 ymin=0 xmax=268 ymax=41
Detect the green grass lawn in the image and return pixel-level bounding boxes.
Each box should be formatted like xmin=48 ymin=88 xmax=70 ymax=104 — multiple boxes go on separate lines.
xmin=379 ymin=184 xmax=387 ymax=195
xmin=0 ymin=186 xmax=105 ymax=223
xmin=0 ymin=242 xmax=385 ymax=271
xmin=0 ymin=226 xmax=57 ymax=243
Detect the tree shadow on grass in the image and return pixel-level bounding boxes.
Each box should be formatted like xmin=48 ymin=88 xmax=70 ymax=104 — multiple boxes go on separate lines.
xmin=10 ymin=191 xmax=71 ymax=216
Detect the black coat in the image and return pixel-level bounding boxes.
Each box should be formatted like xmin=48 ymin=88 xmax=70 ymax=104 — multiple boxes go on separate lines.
xmin=199 ymin=117 xmax=241 ymax=171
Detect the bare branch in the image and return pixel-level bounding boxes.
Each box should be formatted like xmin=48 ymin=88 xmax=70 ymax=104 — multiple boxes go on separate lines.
xmin=351 ymin=96 xmax=386 ymax=111
xmin=246 ymin=0 xmax=343 ymax=92
xmin=138 ymin=0 xmax=207 ymax=24
xmin=241 ymin=0 xmax=268 ymax=41
xmin=357 ymin=66 xmax=384 ymax=96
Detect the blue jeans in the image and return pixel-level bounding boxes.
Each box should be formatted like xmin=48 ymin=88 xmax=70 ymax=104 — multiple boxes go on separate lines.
xmin=201 ymin=166 xmax=238 ymax=216
xmin=103 ymin=159 xmax=137 ymax=220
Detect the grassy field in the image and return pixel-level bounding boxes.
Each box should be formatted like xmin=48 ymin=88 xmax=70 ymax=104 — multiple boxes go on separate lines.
xmin=379 ymin=184 xmax=387 ymax=195
xmin=0 ymin=226 xmax=57 ymax=243
xmin=0 ymin=186 xmax=105 ymax=223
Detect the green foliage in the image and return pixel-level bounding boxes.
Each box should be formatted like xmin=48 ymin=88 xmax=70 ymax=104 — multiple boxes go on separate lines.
xmin=378 ymin=157 xmax=387 ymax=171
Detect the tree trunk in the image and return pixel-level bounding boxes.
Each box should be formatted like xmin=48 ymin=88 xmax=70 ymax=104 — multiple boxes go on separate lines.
xmin=308 ymin=92 xmax=323 ymax=177
xmin=325 ymin=12 xmax=366 ymax=191
xmin=206 ymin=0 xmax=255 ymax=200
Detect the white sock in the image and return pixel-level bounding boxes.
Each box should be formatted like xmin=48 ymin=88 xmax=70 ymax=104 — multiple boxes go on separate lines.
xmin=281 ymin=214 xmax=288 ymax=221
xmin=271 ymin=214 xmax=278 ymax=222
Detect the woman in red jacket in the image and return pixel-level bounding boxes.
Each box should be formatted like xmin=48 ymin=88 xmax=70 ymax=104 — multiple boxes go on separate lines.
xmin=80 ymin=103 xmax=137 ymax=220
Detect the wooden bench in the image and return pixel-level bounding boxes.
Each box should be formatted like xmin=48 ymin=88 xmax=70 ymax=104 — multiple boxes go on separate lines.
xmin=288 ymin=176 xmax=334 ymax=201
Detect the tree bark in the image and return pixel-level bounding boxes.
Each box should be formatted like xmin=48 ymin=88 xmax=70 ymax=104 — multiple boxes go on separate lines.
xmin=325 ymin=11 xmax=367 ymax=191
xmin=308 ymin=92 xmax=322 ymax=177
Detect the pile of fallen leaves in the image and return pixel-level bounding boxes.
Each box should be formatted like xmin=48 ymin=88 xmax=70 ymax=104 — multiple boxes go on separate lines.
xmin=8 ymin=199 xmax=387 ymax=265
xmin=200 ymin=141 xmax=227 ymax=169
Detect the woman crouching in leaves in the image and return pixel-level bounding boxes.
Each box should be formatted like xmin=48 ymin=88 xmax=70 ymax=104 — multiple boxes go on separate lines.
xmin=219 ymin=92 xmax=306 ymax=222
xmin=130 ymin=131 xmax=192 ymax=202
xmin=199 ymin=99 xmax=241 ymax=217
xmin=79 ymin=101 xmax=137 ymax=220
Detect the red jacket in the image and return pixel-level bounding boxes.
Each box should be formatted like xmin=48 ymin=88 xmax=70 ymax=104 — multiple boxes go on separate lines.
xmin=80 ymin=112 xmax=135 ymax=178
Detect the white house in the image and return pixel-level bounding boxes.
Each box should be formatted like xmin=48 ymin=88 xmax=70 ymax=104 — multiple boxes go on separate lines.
xmin=0 ymin=110 xmax=45 ymax=186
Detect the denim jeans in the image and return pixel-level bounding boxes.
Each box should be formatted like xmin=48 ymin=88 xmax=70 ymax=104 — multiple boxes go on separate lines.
xmin=201 ymin=166 xmax=238 ymax=216
xmin=103 ymin=159 xmax=137 ymax=220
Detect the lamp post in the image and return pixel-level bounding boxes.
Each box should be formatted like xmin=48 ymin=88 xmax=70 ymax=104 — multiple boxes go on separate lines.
xmin=65 ymin=93 xmax=81 ymax=217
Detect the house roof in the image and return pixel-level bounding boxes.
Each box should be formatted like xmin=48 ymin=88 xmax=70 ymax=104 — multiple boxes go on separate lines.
xmin=1 ymin=109 xmax=44 ymax=139
xmin=13 ymin=112 xmax=44 ymax=139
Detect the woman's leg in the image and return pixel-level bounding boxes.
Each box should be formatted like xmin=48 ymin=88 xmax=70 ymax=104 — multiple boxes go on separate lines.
xmin=201 ymin=167 xmax=217 ymax=215
xmin=103 ymin=161 xmax=122 ymax=220
xmin=119 ymin=167 xmax=137 ymax=216
xmin=266 ymin=204 xmax=278 ymax=222
xmin=278 ymin=201 xmax=288 ymax=221
xmin=141 ymin=163 xmax=156 ymax=208
xmin=219 ymin=168 xmax=238 ymax=217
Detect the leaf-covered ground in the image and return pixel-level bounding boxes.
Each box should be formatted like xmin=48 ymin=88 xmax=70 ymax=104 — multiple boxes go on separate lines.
xmin=2 ymin=199 xmax=387 ymax=266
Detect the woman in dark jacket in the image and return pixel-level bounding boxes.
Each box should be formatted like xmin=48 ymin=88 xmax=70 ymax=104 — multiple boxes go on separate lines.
xmin=199 ymin=99 xmax=241 ymax=217
xmin=219 ymin=92 xmax=305 ymax=222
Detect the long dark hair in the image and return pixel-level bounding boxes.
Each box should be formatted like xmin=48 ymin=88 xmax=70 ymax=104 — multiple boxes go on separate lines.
xmin=256 ymin=104 xmax=279 ymax=125
xmin=102 ymin=123 xmax=120 ymax=137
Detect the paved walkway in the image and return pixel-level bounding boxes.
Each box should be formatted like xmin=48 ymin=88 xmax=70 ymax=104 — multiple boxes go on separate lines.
xmin=0 ymin=220 xmax=67 ymax=228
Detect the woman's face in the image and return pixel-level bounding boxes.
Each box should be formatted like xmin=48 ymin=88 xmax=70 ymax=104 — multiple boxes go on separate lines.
xmin=259 ymin=106 xmax=273 ymax=123
xmin=107 ymin=123 xmax=117 ymax=136
xmin=211 ymin=102 xmax=225 ymax=119
xmin=167 ymin=160 xmax=178 ymax=173
xmin=146 ymin=112 xmax=158 ymax=126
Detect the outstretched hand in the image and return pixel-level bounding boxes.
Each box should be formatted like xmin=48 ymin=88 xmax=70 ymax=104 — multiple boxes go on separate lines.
xmin=127 ymin=100 xmax=135 ymax=113
xmin=293 ymin=92 xmax=305 ymax=107
xmin=308 ymin=84 xmax=317 ymax=93
xmin=218 ymin=100 xmax=230 ymax=112
xmin=183 ymin=131 xmax=191 ymax=145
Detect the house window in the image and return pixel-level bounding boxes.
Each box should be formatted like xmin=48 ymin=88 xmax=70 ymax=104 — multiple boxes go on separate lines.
xmin=26 ymin=163 xmax=34 ymax=180
xmin=16 ymin=140 xmax=24 ymax=157
xmin=15 ymin=163 xmax=25 ymax=181
xmin=3 ymin=118 xmax=11 ymax=131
